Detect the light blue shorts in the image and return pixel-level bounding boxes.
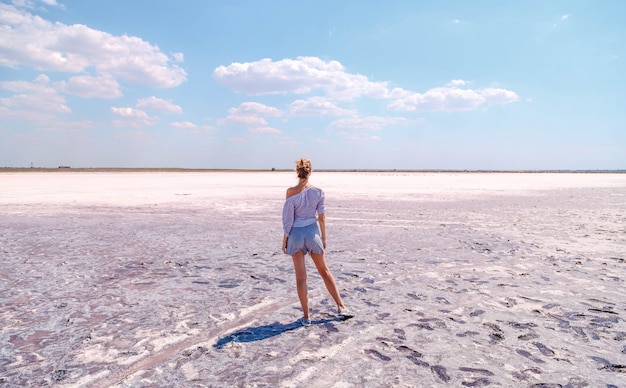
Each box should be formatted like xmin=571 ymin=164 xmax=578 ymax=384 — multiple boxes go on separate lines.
xmin=286 ymin=223 xmax=324 ymax=255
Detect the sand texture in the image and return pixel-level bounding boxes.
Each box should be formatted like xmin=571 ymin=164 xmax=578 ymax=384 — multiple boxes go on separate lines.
xmin=1 ymin=172 xmax=625 ymax=387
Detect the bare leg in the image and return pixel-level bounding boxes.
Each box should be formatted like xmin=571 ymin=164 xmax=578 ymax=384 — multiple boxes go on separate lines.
xmin=310 ymin=252 xmax=346 ymax=310
xmin=291 ymin=251 xmax=309 ymax=319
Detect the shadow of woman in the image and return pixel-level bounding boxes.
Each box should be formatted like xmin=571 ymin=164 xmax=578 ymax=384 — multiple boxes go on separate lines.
xmin=214 ymin=316 xmax=350 ymax=349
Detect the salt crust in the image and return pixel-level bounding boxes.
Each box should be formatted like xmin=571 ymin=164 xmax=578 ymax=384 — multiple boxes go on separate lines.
xmin=1 ymin=172 xmax=625 ymax=386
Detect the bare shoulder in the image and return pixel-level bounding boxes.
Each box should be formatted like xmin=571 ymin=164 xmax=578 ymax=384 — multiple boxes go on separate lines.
xmin=286 ymin=186 xmax=298 ymax=199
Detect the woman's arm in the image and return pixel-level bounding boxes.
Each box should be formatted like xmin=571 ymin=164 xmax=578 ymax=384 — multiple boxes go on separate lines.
xmin=282 ymin=234 xmax=288 ymax=254
xmin=318 ymin=213 xmax=326 ymax=249
xmin=282 ymin=196 xmax=295 ymax=254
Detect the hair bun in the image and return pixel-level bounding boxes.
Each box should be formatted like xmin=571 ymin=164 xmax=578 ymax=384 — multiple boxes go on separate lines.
xmin=295 ymin=158 xmax=312 ymax=178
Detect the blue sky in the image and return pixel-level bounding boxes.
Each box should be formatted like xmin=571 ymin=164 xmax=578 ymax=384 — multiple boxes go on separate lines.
xmin=1 ymin=1 xmax=624 ymax=170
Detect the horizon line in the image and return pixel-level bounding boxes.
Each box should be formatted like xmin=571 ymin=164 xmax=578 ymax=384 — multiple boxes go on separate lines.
xmin=1 ymin=167 xmax=625 ymax=174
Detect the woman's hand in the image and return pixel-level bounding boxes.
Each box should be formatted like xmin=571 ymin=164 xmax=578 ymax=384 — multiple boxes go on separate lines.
xmin=282 ymin=235 xmax=288 ymax=254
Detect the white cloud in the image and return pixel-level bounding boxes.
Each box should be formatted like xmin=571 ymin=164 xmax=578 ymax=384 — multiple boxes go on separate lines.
xmin=0 ymin=4 xmax=186 ymax=88
xmin=0 ymin=74 xmax=71 ymax=122
xmin=214 ymin=57 xmax=519 ymax=116
xmin=448 ymin=79 xmax=467 ymax=86
xmin=229 ymin=101 xmax=282 ymax=117
xmin=561 ymin=14 xmax=571 ymax=20
xmin=110 ymin=106 xmax=158 ymax=128
xmin=388 ymin=85 xmax=519 ymax=112
xmin=108 ymin=97 xmax=181 ymax=128
xmin=479 ymin=88 xmax=520 ymax=104
xmin=170 ymin=121 xmax=213 ymax=135
xmin=289 ymin=96 xmax=355 ymax=117
xmin=57 ymin=74 xmax=122 ymax=98
xmin=111 ymin=107 xmax=146 ymax=119
xmin=214 ymin=56 xmax=390 ymax=101
xmin=9 ymin=0 xmax=36 ymax=9
xmin=137 ymin=96 xmax=183 ymax=114
xmin=249 ymin=126 xmax=281 ymax=134
xmin=170 ymin=121 xmax=198 ymax=130
xmin=217 ymin=102 xmax=282 ymax=126
xmin=218 ymin=115 xmax=267 ymax=126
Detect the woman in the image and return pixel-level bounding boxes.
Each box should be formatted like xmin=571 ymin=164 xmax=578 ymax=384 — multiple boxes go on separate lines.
xmin=282 ymin=158 xmax=351 ymax=325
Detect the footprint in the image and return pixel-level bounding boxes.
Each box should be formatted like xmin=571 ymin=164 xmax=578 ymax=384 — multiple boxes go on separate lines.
xmin=490 ymin=332 xmax=505 ymax=342
xmin=218 ymin=278 xmax=242 ymax=288
xmin=365 ymin=349 xmax=391 ymax=361
xmin=512 ymin=367 xmax=542 ymax=381
xmin=461 ymin=377 xmax=491 ymax=387
xmin=589 ymin=356 xmax=626 ymax=372
xmin=546 ymin=313 xmax=570 ymax=329
xmin=457 ymin=331 xmax=480 ymax=337
xmin=484 ymin=323 xmax=505 ymax=342
xmin=376 ymin=336 xmax=398 ymax=346
xmin=431 ymin=365 xmax=450 ymax=382
xmin=483 ymin=323 xmax=503 ymax=332
xmin=459 ymin=367 xmax=494 ymax=376
xmin=508 ymin=321 xmax=537 ymax=330
xmin=407 ymin=355 xmax=429 ymax=367
xmin=411 ymin=322 xmax=434 ymax=331
xmin=613 ymin=331 xmax=626 ymax=341
xmin=396 ymin=345 xmax=422 ymax=356
xmin=516 ymin=349 xmax=545 ymax=364
xmin=518 ymin=332 xmax=540 ymax=341
xmin=394 ymin=328 xmax=406 ymax=340
xmin=396 ymin=345 xmax=428 ymax=367
xmin=407 ymin=293 xmax=424 ymax=300
xmin=533 ymin=342 xmax=555 ymax=357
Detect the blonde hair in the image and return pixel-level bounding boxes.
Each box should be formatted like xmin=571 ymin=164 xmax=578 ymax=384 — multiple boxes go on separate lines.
xmin=295 ymin=158 xmax=312 ymax=179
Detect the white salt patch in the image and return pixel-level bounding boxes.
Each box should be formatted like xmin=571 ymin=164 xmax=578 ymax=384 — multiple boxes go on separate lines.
xmin=181 ymin=363 xmax=199 ymax=380
xmin=78 ymin=344 xmax=117 ymax=363
xmin=70 ymin=370 xmax=110 ymax=387
xmin=2 ymin=171 xmax=624 ymax=386
xmin=2 ymin=172 xmax=624 ymax=208
xmin=78 ymin=343 xmax=148 ymax=367
xmin=151 ymin=333 xmax=189 ymax=352
xmin=283 ymin=366 xmax=320 ymax=387
xmin=117 ymin=351 xmax=151 ymax=366
xmin=539 ymin=289 xmax=568 ymax=296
